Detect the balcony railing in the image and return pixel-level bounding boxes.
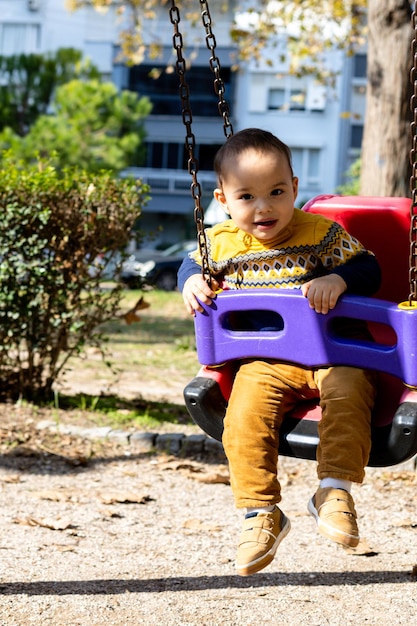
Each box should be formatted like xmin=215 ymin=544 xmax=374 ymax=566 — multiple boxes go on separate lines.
xmin=121 ymin=168 xmax=217 ymax=195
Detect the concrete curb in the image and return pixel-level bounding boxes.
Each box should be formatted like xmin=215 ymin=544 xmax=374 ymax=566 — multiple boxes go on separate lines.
xmin=36 ymin=420 xmax=227 ymax=461
xmin=35 ymin=420 xmax=417 ymax=471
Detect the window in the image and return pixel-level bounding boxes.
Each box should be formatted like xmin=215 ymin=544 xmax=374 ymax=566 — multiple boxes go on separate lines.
xmin=0 ymin=23 xmax=40 ymax=55
xmin=168 ymin=143 xmax=183 ymax=169
xmin=350 ymin=125 xmax=363 ymax=149
xmin=307 ymin=149 xmax=320 ymax=179
xmin=128 ymin=64 xmax=233 ymax=117
xmin=144 ymin=141 xmax=222 ymax=170
xmin=291 ymin=148 xmax=321 ymax=185
xmin=144 ymin=142 xmax=186 ymax=170
xmin=289 ymin=89 xmax=306 ymax=111
xmin=353 ymin=54 xmax=367 ymax=79
xmin=146 ymin=143 xmax=164 ymax=168
xmin=291 ymin=149 xmax=303 ymax=179
xmin=268 ymin=88 xmax=285 ymax=110
xmin=267 ymin=78 xmax=322 ymax=113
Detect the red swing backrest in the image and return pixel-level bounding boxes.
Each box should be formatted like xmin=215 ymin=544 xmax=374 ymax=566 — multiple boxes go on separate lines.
xmin=303 ymin=194 xmax=412 ymax=304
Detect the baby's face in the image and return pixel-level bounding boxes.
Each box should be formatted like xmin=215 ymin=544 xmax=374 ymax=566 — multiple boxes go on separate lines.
xmin=214 ymin=147 xmax=298 ymax=242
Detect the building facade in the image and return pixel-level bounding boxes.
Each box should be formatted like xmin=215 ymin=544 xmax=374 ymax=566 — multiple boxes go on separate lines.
xmin=0 ymin=0 xmax=365 ymax=247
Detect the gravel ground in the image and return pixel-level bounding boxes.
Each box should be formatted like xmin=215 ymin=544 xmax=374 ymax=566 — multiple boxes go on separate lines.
xmin=0 ymin=404 xmax=416 ymax=626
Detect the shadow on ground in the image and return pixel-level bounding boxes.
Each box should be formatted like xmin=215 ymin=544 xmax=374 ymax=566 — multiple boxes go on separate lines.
xmin=0 ymin=570 xmax=413 ymax=596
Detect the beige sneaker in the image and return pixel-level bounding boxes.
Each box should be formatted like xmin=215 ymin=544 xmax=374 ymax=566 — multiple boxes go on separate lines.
xmin=235 ymin=506 xmax=291 ymax=576
xmin=308 ymin=487 xmax=359 ymax=547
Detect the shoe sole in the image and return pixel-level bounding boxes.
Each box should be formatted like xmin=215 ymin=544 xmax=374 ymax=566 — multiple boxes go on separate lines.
xmin=307 ymin=497 xmax=360 ymax=548
xmin=236 ymin=513 xmax=291 ymax=577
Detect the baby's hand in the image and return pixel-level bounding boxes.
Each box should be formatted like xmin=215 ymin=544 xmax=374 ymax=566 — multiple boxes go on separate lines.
xmin=301 ymin=274 xmax=347 ymax=314
xmin=182 ymin=274 xmax=220 ymax=315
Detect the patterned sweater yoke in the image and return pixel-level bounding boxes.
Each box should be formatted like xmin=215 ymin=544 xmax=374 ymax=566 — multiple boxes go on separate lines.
xmin=189 ymin=208 xmax=369 ymax=290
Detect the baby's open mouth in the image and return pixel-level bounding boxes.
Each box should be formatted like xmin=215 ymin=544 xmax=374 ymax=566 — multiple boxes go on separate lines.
xmin=255 ymin=219 xmax=277 ymax=226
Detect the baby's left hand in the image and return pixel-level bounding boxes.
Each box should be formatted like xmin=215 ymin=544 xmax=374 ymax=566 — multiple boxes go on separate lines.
xmin=301 ymin=274 xmax=347 ymax=314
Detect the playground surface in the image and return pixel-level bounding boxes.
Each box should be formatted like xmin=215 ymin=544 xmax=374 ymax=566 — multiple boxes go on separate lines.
xmin=0 ymin=395 xmax=416 ymax=626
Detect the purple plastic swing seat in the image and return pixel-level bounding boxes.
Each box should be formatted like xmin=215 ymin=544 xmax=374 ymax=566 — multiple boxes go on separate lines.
xmin=185 ymin=196 xmax=417 ymax=466
xmin=194 ymin=288 xmax=417 ymax=387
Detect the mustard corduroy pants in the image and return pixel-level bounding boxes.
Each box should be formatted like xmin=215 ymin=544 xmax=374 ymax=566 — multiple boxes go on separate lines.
xmin=222 ymin=360 xmax=377 ymax=508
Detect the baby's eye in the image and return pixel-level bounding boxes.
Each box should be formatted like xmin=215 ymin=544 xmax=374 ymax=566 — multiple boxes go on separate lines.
xmin=240 ymin=193 xmax=253 ymax=200
xmin=271 ymin=188 xmax=283 ymax=196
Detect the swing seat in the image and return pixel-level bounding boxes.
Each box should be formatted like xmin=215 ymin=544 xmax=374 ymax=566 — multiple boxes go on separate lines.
xmin=183 ymin=195 xmax=417 ymax=467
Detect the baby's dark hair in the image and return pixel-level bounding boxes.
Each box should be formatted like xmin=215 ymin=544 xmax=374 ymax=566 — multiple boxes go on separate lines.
xmin=213 ymin=128 xmax=294 ymax=183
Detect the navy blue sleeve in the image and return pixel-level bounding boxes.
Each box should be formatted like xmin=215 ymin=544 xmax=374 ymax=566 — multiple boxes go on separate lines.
xmin=331 ymin=253 xmax=381 ymax=296
xmin=177 ymin=255 xmax=201 ymax=292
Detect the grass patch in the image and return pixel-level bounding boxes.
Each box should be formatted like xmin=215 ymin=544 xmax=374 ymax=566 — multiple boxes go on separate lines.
xmin=51 ymin=289 xmax=201 ymax=431
xmin=99 ymin=291 xmax=197 ymax=373
xmin=55 ymin=392 xmax=194 ymax=431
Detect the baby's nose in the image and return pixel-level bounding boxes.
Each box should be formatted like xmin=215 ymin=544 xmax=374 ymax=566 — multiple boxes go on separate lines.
xmin=256 ymin=198 xmax=272 ymax=212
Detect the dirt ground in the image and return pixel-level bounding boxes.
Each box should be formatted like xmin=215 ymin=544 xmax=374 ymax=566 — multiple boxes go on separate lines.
xmin=0 ymin=382 xmax=416 ymax=626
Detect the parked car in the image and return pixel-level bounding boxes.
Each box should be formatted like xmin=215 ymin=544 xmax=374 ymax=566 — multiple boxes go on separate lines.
xmin=120 ymin=240 xmax=197 ymax=290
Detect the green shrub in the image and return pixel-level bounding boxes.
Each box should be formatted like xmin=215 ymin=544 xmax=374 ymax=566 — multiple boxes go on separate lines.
xmin=337 ymin=158 xmax=361 ymax=195
xmin=0 ymin=154 xmax=149 ymax=401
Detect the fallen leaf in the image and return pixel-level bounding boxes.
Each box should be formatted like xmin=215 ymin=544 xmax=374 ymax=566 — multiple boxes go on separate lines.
xmin=124 ymin=311 xmax=143 ymax=324
xmin=391 ymin=518 xmax=417 ymax=529
xmin=158 ymin=459 xmax=203 ymax=472
xmin=0 ymin=474 xmax=22 ymax=484
xmin=32 ymin=489 xmax=78 ymax=503
xmin=13 ymin=516 xmax=75 ymax=531
xmin=99 ymin=508 xmax=124 ymax=519
xmin=182 ymin=518 xmax=222 ymax=532
xmin=100 ymin=493 xmax=154 ymax=505
xmin=379 ymin=471 xmax=417 ymax=485
xmin=122 ymin=296 xmax=150 ymax=324
xmin=54 ymin=545 xmax=77 ymax=553
xmin=121 ymin=470 xmax=138 ymax=478
xmin=194 ymin=471 xmax=230 ymax=485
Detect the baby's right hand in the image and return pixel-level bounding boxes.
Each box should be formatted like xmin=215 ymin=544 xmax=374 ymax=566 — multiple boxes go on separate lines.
xmin=182 ymin=274 xmax=220 ymax=315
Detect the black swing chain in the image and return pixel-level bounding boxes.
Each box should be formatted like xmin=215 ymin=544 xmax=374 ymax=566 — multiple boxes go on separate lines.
xmin=410 ymin=1 xmax=417 ymax=304
xmin=169 ymin=0 xmax=211 ymax=283
xmin=169 ymin=0 xmax=233 ymax=284
xmin=198 ymin=0 xmax=234 ymax=140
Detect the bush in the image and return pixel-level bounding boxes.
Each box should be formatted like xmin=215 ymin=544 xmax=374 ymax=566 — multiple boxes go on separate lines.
xmin=337 ymin=158 xmax=361 ymax=195
xmin=0 ymin=155 xmax=149 ymax=401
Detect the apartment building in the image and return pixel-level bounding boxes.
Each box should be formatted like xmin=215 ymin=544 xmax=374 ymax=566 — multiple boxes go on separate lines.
xmin=0 ymin=0 xmax=365 ymax=246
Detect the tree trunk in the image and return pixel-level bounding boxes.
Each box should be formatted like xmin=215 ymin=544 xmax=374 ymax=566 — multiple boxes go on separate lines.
xmin=360 ymin=0 xmax=413 ymax=197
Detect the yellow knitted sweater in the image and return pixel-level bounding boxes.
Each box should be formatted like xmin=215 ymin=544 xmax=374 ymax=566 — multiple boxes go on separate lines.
xmin=190 ymin=208 xmax=368 ymax=290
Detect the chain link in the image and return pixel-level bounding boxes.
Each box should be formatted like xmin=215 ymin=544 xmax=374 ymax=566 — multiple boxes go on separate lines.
xmin=169 ymin=0 xmax=211 ymax=283
xmin=198 ymin=0 xmax=234 ymax=139
xmin=409 ymin=2 xmax=417 ymax=303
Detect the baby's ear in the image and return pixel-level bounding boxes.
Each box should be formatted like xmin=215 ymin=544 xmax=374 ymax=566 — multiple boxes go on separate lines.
xmin=214 ymin=188 xmax=229 ymax=214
